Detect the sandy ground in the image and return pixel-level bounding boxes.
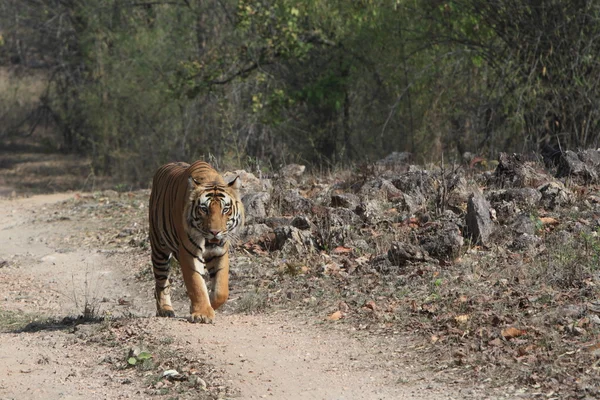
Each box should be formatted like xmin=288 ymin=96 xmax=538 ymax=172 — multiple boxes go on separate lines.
xmin=0 ymin=193 xmax=491 ymax=400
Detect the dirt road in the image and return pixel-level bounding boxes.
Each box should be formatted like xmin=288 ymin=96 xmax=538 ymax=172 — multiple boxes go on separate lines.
xmin=0 ymin=193 xmax=483 ymax=400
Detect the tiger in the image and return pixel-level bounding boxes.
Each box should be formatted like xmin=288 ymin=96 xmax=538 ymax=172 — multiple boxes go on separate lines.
xmin=148 ymin=161 xmax=244 ymax=323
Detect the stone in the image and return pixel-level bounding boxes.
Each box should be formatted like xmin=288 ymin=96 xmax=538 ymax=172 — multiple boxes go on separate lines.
xmin=388 ymin=242 xmax=431 ymax=266
xmin=280 ymin=164 xmax=306 ymax=178
xmin=538 ymin=181 xmax=573 ymax=209
xmin=291 ymin=215 xmax=312 ymax=230
xmin=331 ymin=193 xmax=361 ymax=210
xmin=376 ymin=152 xmax=412 ymax=166
xmin=556 ymin=150 xmax=597 ymax=183
xmin=465 ymin=191 xmax=494 ymax=246
xmin=242 ymin=191 xmax=271 ymax=223
xmin=420 ymin=222 xmax=464 ymax=261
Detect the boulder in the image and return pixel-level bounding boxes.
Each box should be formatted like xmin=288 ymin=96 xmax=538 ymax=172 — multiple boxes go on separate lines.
xmin=420 ymin=222 xmax=464 ymax=261
xmin=538 ymin=181 xmax=573 ymax=209
xmin=242 ymin=191 xmax=271 ymax=224
xmin=493 ymin=153 xmax=549 ymax=188
xmin=331 ymin=193 xmax=361 ymax=210
xmin=279 ymin=164 xmax=306 ymax=178
xmin=557 ymin=150 xmax=598 ymax=183
xmin=465 ymin=191 xmax=494 ymax=246
xmin=388 ymin=242 xmax=431 ymax=266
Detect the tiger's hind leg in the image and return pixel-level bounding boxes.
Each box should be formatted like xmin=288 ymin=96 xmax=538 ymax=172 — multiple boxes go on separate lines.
xmin=207 ymin=252 xmax=229 ymax=311
xmin=152 ymin=250 xmax=175 ymax=318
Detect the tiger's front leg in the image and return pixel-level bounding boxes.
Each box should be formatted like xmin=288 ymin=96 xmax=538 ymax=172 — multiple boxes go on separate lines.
xmin=207 ymin=251 xmax=230 ymax=310
xmin=179 ymin=250 xmax=214 ymax=323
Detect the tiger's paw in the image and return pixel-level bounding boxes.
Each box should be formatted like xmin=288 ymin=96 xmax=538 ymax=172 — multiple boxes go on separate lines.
xmin=189 ymin=308 xmax=215 ymax=324
xmin=156 ymin=308 xmax=176 ymax=318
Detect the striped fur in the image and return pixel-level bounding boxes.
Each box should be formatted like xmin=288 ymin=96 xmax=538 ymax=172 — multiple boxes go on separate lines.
xmin=149 ymin=161 xmax=244 ymax=323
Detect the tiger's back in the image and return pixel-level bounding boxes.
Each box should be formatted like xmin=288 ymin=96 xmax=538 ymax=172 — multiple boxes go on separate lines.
xmin=149 ymin=161 xmax=244 ymax=323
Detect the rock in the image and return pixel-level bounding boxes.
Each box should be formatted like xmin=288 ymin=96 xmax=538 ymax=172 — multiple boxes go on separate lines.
xmin=376 ymin=152 xmax=412 ymax=166
xmin=271 ymin=226 xmax=314 ymax=254
xmin=331 ymin=193 xmax=361 ymax=210
xmin=390 ymin=171 xmax=437 ymax=199
xmin=353 ymin=239 xmax=370 ymax=252
xmin=388 ymin=242 xmax=431 ymax=266
xmin=393 ymin=192 xmax=421 ymax=215
xmin=358 ymin=178 xmax=403 ymax=202
xmin=556 ymin=150 xmax=597 ymax=183
xmin=380 ymin=179 xmax=403 ymax=200
xmin=272 ymin=189 xmax=314 ymax=215
xmin=102 ymin=190 xmax=119 ymax=199
xmin=445 ymin=175 xmax=470 ymax=213
xmin=291 ymin=215 xmax=312 ymax=230
xmin=465 ymin=191 xmax=494 ymax=246
xmin=510 ymin=233 xmax=544 ymax=253
xmin=313 ymin=208 xmax=362 ymax=249
xmin=162 ymin=369 xmax=187 ymax=382
xmin=488 ymin=188 xmax=542 ymax=208
xmin=511 ymin=213 xmax=537 ymax=235
xmin=280 ymin=164 xmax=306 ymax=178
xmin=224 ymin=170 xmax=271 ymax=196
xmin=420 ymin=222 xmax=464 ymax=261
xmin=493 ymin=152 xmax=549 ymax=188
xmin=242 ymin=191 xmax=271 ymax=223
xmin=263 ymin=216 xmax=293 ymax=228
xmin=538 ymin=181 xmax=573 ymax=209
xmin=239 ymin=223 xmax=272 ymax=241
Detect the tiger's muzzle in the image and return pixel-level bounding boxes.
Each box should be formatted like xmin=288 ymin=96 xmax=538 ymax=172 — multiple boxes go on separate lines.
xmin=205 ymin=238 xmax=225 ymax=248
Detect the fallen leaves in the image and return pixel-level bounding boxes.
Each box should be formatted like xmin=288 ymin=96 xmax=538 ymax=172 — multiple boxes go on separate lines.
xmin=539 ymin=216 xmax=560 ymax=226
xmin=326 ymin=311 xmax=343 ymax=321
xmin=332 ymin=246 xmax=353 ymax=254
xmin=501 ymin=327 xmax=526 ymax=339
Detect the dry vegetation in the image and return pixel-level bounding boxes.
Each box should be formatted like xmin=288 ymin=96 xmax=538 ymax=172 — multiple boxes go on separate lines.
xmin=4 ymin=147 xmax=600 ymax=399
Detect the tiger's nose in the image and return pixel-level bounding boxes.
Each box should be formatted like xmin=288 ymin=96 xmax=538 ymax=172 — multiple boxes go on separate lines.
xmin=210 ymin=230 xmax=221 ymax=237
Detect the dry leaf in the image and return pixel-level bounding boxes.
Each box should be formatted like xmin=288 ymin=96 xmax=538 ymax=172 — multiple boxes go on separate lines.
xmin=517 ymin=344 xmax=537 ymax=357
xmin=455 ymin=314 xmax=470 ymax=324
xmin=539 ymin=217 xmax=559 ymax=226
xmin=584 ymin=342 xmax=600 ymax=354
xmin=410 ymin=300 xmax=420 ymax=312
xmin=501 ymin=327 xmax=526 ymax=339
xmin=327 ymin=311 xmax=343 ymax=321
xmin=332 ymin=246 xmax=353 ymax=254
xmin=364 ymin=301 xmax=377 ymax=311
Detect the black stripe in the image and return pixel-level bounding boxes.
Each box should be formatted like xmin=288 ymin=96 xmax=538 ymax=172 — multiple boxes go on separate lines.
xmin=187 ymin=233 xmax=203 ymax=250
xmin=205 ymin=253 xmax=224 ymax=264
xmin=209 ymin=268 xmax=222 ymax=279
xmin=183 ymin=244 xmax=205 ymax=263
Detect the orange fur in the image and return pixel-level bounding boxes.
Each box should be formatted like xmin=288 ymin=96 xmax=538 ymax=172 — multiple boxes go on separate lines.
xmin=149 ymin=161 xmax=244 ymax=323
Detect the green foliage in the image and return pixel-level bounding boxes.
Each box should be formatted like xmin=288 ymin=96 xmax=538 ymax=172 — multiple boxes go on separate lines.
xmin=2 ymin=0 xmax=600 ymax=183
xmin=127 ymin=351 xmax=152 ymax=367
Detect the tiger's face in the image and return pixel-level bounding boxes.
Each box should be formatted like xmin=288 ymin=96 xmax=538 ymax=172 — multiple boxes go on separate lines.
xmin=186 ymin=177 xmax=243 ymax=248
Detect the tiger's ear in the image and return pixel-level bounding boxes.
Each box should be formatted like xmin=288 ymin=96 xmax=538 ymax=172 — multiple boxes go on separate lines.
xmin=228 ymin=176 xmax=241 ymax=191
xmin=188 ymin=177 xmax=201 ymax=189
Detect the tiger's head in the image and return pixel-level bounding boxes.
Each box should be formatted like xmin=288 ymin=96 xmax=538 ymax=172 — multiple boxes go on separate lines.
xmin=186 ymin=176 xmax=244 ymax=249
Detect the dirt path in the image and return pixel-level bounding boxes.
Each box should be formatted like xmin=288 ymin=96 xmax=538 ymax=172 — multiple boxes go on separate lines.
xmin=0 ymin=194 xmax=481 ymax=400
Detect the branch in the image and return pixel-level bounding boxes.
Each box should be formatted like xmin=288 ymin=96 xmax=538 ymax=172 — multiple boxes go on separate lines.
xmin=127 ymin=1 xmax=190 ymax=7
xmin=207 ymin=61 xmax=261 ymax=85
